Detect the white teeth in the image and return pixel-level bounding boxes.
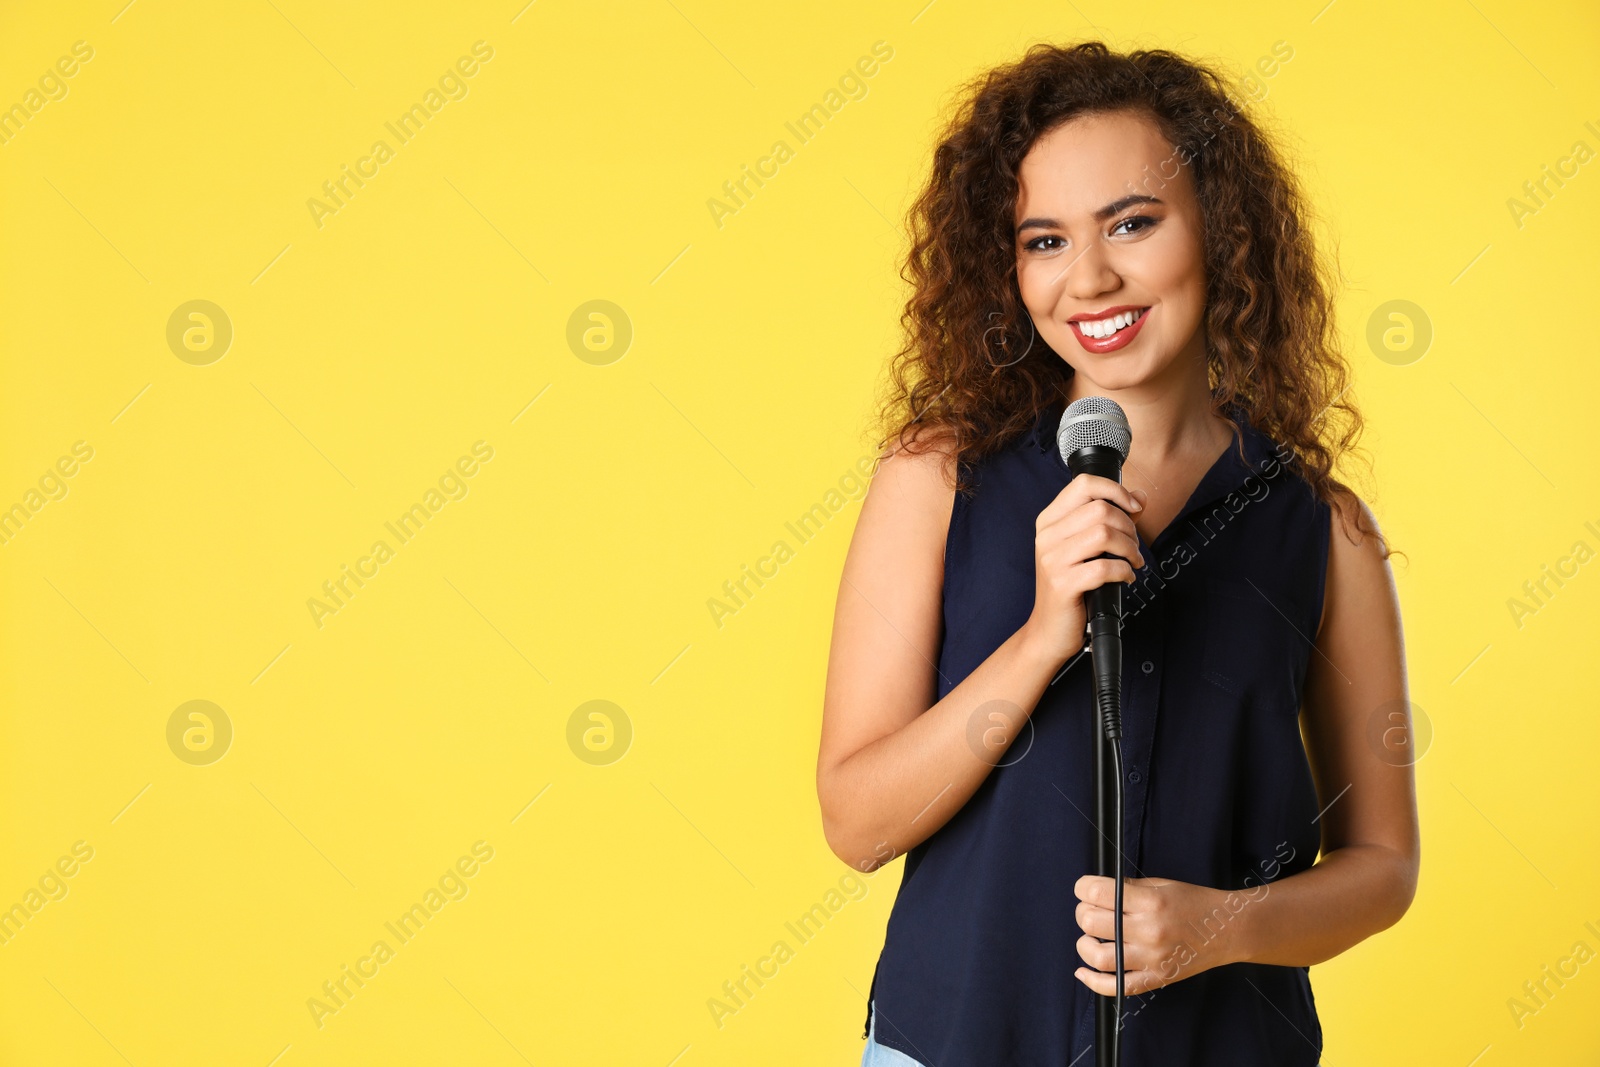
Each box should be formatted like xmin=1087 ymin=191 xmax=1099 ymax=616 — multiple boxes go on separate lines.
xmin=1079 ymin=308 xmax=1144 ymax=338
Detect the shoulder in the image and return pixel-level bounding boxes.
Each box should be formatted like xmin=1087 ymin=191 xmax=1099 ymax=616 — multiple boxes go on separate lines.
xmin=1316 ymin=487 xmax=1399 ymax=644
xmin=841 ymin=428 xmax=962 ymax=596
xmin=861 ymin=426 xmax=961 ymax=531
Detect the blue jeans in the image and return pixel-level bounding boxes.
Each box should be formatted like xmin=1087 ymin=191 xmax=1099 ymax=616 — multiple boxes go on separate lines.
xmin=860 ymin=1001 xmax=927 ymax=1066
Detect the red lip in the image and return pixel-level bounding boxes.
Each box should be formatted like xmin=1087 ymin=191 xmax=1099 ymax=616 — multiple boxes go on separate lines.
xmin=1069 ymin=306 xmax=1150 ymax=353
xmin=1067 ymin=304 xmax=1149 ymax=323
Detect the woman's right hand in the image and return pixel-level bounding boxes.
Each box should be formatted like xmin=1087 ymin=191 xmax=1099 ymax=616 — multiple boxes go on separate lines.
xmin=1022 ymin=476 xmax=1148 ymax=664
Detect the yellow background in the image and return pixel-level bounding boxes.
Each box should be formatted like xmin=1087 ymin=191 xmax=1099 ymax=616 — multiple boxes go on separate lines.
xmin=2 ymin=0 xmax=1598 ymax=1063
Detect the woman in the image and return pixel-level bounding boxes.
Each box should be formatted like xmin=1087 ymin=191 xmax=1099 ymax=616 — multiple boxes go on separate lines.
xmin=816 ymin=42 xmax=1420 ymax=1065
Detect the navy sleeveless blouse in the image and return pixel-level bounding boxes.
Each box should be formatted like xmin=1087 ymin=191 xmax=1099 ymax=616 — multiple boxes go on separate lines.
xmin=863 ymin=397 xmax=1332 ymax=1066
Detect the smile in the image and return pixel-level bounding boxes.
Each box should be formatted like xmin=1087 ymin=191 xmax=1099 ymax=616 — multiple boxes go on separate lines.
xmin=1068 ymin=306 xmax=1150 ymax=352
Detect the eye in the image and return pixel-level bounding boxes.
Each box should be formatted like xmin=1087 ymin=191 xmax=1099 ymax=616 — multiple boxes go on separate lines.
xmin=1112 ymin=214 xmax=1157 ymax=236
xmin=1023 ymin=235 xmax=1065 ymax=252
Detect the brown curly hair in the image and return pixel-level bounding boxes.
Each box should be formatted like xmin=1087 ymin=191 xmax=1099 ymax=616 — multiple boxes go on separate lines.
xmin=872 ymin=40 xmax=1386 ymax=551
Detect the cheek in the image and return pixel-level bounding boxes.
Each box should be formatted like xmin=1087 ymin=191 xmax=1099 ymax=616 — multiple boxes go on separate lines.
xmin=1016 ymin=269 xmax=1068 ymax=340
xmin=1136 ymin=243 xmax=1206 ymax=325
xmin=1168 ymin=251 xmax=1206 ymax=304
xmin=1158 ymin=232 xmax=1207 ymax=300
xmin=1164 ymin=264 xmax=1207 ymax=328
xmin=1016 ymin=261 xmax=1069 ymax=321
xmin=1015 ymin=261 xmax=1046 ymax=308
xmin=1139 ymin=233 xmax=1201 ymax=293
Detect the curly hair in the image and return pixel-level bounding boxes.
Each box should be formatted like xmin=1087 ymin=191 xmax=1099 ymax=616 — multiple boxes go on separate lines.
xmin=872 ymin=40 xmax=1386 ymax=551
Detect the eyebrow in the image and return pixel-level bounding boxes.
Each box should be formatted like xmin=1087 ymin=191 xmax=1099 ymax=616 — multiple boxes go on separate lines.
xmin=1016 ymin=194 xmax=1165 ymax=234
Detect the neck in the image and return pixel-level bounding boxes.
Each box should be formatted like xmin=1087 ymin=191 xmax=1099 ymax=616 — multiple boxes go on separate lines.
xmin=1063 ymin=339 xmax=1229 ymax=467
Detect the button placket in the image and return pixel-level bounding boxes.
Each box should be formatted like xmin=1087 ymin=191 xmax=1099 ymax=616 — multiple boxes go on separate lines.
xmin=1120 ymin=601 xmax=1164 ymax=866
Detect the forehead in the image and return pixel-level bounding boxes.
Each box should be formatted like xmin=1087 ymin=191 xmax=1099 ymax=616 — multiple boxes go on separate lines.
xmin=1014 ymin=110 xmax=1186 ymax=216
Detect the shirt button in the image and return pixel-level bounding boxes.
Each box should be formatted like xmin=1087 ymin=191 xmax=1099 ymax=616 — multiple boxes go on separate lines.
xmin=1128 ymin=769 xmax=1142 ymax=783
xmin=1141 ymin=660 xmax=1155 ymax=674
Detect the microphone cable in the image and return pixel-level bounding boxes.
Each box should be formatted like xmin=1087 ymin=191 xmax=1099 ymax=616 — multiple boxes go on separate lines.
xmin=1094 ymin=637 xmax=1126 ymax=1066
xmin=1057 ymin=393 xmax=1134 ymax=1067
xmin=1108 ymin=733 xmax=1125 ymax=1064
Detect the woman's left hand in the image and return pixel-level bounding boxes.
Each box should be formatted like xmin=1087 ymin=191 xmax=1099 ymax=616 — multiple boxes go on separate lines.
xmin=1072 ymin=874 xmax=1249 ymax=996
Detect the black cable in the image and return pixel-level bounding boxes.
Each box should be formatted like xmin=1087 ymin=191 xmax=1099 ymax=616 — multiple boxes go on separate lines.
xmin=1109 ymin=736 xmax=1125 ymax=1064
xmin=1091 ymin=623 xmax=1125 ymax=1066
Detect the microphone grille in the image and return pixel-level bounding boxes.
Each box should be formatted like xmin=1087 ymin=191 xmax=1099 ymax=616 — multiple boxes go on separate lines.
xmin=1058 ymin=396 xmax=1132 ymax=462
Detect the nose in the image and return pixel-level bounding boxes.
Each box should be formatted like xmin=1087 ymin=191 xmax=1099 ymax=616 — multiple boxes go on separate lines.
xmin=1059 ymin=236 xmax=1120 ymax=301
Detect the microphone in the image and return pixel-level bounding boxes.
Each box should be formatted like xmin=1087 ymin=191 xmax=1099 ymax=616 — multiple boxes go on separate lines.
xmin=1056 ymin=396 xmax=1133 ymax=742
xmin=1056 ymin=395 xmax=1132 ymax=1067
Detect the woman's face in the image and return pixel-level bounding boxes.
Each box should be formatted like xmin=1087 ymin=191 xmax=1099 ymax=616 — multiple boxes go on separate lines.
xmin=1013 ymin=109 xmax=1208 ymax=394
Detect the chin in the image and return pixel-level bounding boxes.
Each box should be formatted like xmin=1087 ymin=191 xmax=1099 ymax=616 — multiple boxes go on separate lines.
xmin=1067 ymin=354 xmax=1155 ymax=391
xmin=1091 ymin=369 xmax=1154 ymax=392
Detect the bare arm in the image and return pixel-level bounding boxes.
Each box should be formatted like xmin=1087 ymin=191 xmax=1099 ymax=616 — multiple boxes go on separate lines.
xmin=1223 ymin=493 xmax=1421 ymax=966
xmin=816 ymin=435 xmax=1145 ymax=873
xmin=816 ymin=438 xmax=1052 ymax=872
xmin=1071 ymin=493 xmax=1421 ymax=993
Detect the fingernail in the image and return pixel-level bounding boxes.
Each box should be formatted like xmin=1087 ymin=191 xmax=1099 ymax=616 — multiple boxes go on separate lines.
xmin=1130 ymin=497 xmax=1144 ymax=511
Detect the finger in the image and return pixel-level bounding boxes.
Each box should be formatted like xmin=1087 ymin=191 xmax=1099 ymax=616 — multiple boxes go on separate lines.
xmin=1077 ymin=874 xmax=1164 ymax=912
xmin=1076 ymin=934 xmax=1115 ymax=973
xmin=1058 ymin=520 xmax=1146 ymax=572
xmin=1035 ymin=520 xmax=1139 ymax=570
xmin=1076 ymin=934 xmax=1164 ymax=975
xmin=1037 ymin=474 xmax=1143 ymax=531
xmin=1074 ymin=965 xmax=1167 ymax=998
xmin=1043 ymin=494 xmax=1141 ymax=538
xmin=1057 ymin=551 xmax=1142 ymax=594
xmin=1075 ymin=899 xmax=1155 ymax=939
xmin=1038 ymin=494 xmax=1142 ymax=549
xmin=1074 ymin=874 xmax=1114 ymax=908
xmin=1083 ymin=558 xmax=1139 ymax=589
xmin=1074 ymin=901 xmax=1114 ymax=940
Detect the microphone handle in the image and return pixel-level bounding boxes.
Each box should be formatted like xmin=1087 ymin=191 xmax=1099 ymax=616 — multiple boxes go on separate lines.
xmin=1066 ymin=442 xmax=1128 ymax=541
xmin=1067 ymin=446 xmax=1127 ymax=736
